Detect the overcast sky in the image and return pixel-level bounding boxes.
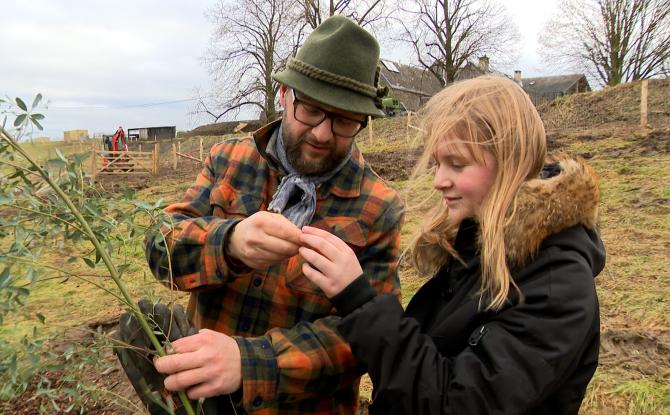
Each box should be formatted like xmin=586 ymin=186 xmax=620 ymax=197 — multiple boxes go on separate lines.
xmin=1 ymin=0 xmax=559 ymax=141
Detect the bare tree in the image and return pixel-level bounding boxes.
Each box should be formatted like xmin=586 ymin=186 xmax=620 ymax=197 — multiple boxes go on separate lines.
xmin=194 ymin=0 xmax=304 ymax=125
xmin=193 ymin=0 xmax=393 ymax=127
xmin=301 ymin=0 xmax=389 ymax=28
xmin=540 ymin=0 xmax=670 ymax=86
xmin=396 ymin=0 xmax=519 ymax=86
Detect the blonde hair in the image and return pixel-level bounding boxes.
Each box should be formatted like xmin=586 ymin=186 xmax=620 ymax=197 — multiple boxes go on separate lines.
xmin=410 ymin=76 xmax=547 ymax=311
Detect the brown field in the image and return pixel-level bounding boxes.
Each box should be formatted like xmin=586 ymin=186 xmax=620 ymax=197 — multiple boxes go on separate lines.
xmin=1 ymin=78 xmax=669 ymax=414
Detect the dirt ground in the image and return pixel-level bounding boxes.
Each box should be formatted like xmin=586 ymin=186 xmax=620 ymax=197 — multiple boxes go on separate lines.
xmin=5 ymin=125 xmax=670 ymax=414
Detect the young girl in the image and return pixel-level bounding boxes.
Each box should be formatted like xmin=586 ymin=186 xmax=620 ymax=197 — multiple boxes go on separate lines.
xmin=298 ymin=76 xmax=605 ymax=414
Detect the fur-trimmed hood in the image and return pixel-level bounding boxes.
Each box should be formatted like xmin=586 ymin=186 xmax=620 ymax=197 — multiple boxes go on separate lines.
xmin=503 ymin=155 xmax=601 ymax=270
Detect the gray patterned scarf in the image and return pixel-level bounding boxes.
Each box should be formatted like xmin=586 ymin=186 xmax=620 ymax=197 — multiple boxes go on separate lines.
xmin=267 ymin=127 xmax=351 ymax=228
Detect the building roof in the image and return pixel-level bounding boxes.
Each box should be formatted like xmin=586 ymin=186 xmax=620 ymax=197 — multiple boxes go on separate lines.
xmin=521 ymin=74 xmax=589 ymax=96
xmin=378 ymin=59 xmax=443 ymax=97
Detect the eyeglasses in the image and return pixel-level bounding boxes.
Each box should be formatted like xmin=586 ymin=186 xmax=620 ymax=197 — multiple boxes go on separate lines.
xmin=290 ymin=89 xmax=367 ymax=138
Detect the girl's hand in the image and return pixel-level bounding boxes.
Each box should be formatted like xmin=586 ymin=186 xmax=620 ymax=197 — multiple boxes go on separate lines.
xmin=299 ymin=226 xmax=363 ymax=298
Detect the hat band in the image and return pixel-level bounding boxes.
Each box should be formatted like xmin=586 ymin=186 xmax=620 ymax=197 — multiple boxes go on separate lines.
xmin=287 ymin=57 xmax=378 ymax=99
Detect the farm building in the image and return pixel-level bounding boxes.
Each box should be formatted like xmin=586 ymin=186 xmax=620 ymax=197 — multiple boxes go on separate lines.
xmin=378 ymin=59 xmax=443 ymax=112
xmin=453 ymin=56 xmax=591 ymax=106
xmin=31 ymin=136 xmax=50 ymax=143
xmin=517 ymin=73 xmax=592 ymax=105
xmin=63 ymin=129 xmax=89 ymax=142
xmin=454 ymin=56 xmax=506 ymax=81
xmin=127 ymin=126 xmax=176 ymax=141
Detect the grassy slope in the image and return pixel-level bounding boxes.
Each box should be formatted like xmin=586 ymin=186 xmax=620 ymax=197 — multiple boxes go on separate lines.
xmin=3 ymin=79 xmax=669 ymax=413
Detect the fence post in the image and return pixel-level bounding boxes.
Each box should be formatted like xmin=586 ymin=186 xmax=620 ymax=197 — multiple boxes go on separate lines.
xmin=173 ymin=142 xmax=177 ymax=170
xmin=91 ymin=140 xmax=97 ymax=181
xmin=200 ymin=138 xmax=204 ymax=163
xmin=154 ymin=142 xmax=159 ymax=176
xmin=640 ymin=79 xmax=649 ymax=128
xmin=367 ymin=116 xmax=373 ymax=143
xmin=406 ymin=112 xmax=412 ymax=143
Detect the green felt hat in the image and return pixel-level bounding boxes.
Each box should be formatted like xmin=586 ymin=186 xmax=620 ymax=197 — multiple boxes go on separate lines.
xmin=273 ymin=15 xmax=387 ymax=117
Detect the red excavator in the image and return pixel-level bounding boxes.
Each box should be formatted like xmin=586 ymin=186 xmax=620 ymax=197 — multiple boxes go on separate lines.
xmin=101 ymin=126 xmax=131 ymax=171
xmin=103 ymin=126 xmax=128 ymax=152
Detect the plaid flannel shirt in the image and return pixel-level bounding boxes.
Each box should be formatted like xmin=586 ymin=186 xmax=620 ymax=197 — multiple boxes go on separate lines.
xmin=145 ymin=120 xmax=403 ymax=414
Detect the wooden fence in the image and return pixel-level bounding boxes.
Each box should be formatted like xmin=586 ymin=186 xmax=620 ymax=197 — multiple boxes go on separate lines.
xmin=90 ymin=142 xmax=159 ymax=181
xmin=172 ymin=138 xmax=205 ymax=169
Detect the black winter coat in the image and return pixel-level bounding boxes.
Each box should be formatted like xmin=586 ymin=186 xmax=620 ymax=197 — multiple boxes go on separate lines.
xmin=331 ymin=157 xmax=606 ymax=415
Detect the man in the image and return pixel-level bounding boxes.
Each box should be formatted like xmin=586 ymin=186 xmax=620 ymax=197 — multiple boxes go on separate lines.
xmin=138 ymin=15 xmax=403 ymax=414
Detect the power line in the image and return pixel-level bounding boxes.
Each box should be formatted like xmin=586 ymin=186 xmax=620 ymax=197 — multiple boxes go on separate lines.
xmin=48 ymin=96 xmax=213 ymax=111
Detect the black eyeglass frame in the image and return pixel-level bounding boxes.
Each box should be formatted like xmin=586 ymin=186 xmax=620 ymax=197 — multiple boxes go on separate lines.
xmin=289 ymin=89 xmax=368 ymax=138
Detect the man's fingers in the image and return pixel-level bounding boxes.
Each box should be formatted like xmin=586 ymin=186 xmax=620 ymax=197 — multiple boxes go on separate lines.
xmin=163 ymin=367 xmax=210 ymax=393
xmin=256 ymin=212 xmax=302 ymax=244
xmin=170 ymin=332 xmax=203 ymax=353
xmin=155 ymin=350 xmax=203 ymax=375
xmin=184 ymin=382 xmax=221 ymax=400
xmin=260 ymin=234 xmax=301 ymax=257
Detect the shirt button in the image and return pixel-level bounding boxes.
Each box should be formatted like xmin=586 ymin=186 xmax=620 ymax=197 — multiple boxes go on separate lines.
xmin=253 ymin=277 xmax=262 ymax=287
xmin=252 ymin=396 xmax=263 ymax=407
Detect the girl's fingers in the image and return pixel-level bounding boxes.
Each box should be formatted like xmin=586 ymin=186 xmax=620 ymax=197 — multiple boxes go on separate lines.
xmin=302 ymin=262 xmax=337 ymax=297
xmin=299 ymin=233 xmax=340 ymax=261
xmin=298 ymin=246 xmax=333 ymax=275
xmin=301 ymin=226 xmax=351 ymax=251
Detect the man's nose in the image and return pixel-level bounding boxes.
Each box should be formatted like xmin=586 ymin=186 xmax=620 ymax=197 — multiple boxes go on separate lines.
xmin=310 ymin=117 xmax=334 ymax=143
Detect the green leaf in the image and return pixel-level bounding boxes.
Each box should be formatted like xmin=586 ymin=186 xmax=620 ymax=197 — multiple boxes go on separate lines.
xmin=83 ymin=257 xmax=95 ymax=268
xmin=55 ymin=148 xmax=67 ymax=162
xmin=0 ymin=193 xmax=13 ymax=205
xmin=0 ymin=267 xmax=10 ymax=289
xmin=31 ymin=94 xmax=42 ymax=110
xmin=31 ymin=113 xmax=45 ymax=121
xmin=15 ymin=97 xmax=27 ymax=111
xmin=32 ymin=118 xmax=43 ymax=131
xmin=60 ymin=387 xmax=81 ymax=398
xmin=46 ymin=158 xmax=67 ymax=169
xmin=27 ymin=268 xmax=38 ymax=285
xmin=13 ymin=114 xmax=27 ymax=127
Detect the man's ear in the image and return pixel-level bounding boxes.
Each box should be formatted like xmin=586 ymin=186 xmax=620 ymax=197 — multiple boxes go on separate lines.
xmin=279 ymin=84 xmax=289 ymax=108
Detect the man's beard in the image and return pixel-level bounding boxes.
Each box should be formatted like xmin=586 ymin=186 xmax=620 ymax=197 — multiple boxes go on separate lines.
xmin=284 ymin=131 xmax=352 ymax=176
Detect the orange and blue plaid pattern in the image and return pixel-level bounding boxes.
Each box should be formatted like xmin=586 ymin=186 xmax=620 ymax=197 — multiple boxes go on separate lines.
xmin=145 ymin=121 xmax=403 ymax=414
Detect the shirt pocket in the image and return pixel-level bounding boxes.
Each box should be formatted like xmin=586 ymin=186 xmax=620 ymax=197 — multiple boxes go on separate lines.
xmin=211 ymin=182 xmax=262 ymax=218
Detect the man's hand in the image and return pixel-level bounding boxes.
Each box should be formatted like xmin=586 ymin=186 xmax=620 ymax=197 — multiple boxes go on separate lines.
xmin=227 ymin=211 xmax=302 ymax=269
xmin=114 ymin=299 xmax=219 ymax=414
xmin=155 ymin=329 xmax=242 ymax=400
xmin=298 ymin=225 xmax=364 ymax=298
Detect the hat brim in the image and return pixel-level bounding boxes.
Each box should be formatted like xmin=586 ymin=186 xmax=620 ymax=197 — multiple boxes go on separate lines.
xmin=273 ymin=70 xmax=385 ymax=118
